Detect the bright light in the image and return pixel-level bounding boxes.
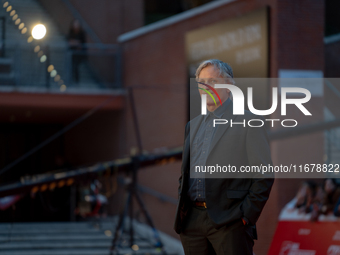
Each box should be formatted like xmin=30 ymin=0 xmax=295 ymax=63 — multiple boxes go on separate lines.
xmin=50 ymin=70 xmax=57 ymax=77
xmin=54 ymin=75 xmax=60 ymax=82
xmin=34 ymin=45 xmax=40 ymax=53
xmin=47 ymin=65 xmax=54 ymax=72
xmin=18 ymin=23 xmax=24 ymax=30
xmin=104 ymin=230 xmax=112 ymax=237
xmin=32 ymin=24 xmax=46 ymax=40
xmin=60 ymin=84 xmax=66 ymax=92
xmin=40 ymin=55 xmax=47 ymax=63
xmin=131 ymin=244 xmax=139 ymax=251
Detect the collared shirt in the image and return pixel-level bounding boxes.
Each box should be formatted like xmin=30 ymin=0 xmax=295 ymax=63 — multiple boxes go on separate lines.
xmin=187 ymin=98 xmax=231 ymax=201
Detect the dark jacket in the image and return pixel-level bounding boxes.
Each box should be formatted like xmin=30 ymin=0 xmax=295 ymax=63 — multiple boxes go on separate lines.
xmin=174 ymin=103 xmax=274 ymax=237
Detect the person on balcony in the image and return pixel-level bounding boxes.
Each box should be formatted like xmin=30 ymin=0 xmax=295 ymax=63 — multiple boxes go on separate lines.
xmin=67 ymin=19 xmax=87 ymax=84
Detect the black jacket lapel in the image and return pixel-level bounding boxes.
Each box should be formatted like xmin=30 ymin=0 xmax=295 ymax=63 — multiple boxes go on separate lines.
xmin=207 ymin=103 xmax=237 ymax=158
xmin=181 ymin=116 xmax=203 ymax=175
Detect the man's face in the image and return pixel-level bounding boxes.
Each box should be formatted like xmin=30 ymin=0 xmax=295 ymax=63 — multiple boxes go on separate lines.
xmin=197 ymin=65 xmax=230 ymax=112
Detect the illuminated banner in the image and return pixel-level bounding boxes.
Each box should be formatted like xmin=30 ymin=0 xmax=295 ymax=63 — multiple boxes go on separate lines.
xmin=269 ymin=199 xmax=340 ymax=254
xmin=185 ymin=7 xmax=268 ymax=78
xmin=268 ymin=221 xmax=340 ymax=255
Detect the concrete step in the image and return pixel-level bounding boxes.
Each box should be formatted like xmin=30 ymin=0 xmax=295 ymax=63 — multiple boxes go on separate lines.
xmin=0 ymin=241 xmax=112 ymax=250
xmin=0 ymin=234 xmax=111 ymax=242
xmin=0 ymin=218 xmax=184 ymax=255
xmin=0 ymin=248 xmax=168 ymax=255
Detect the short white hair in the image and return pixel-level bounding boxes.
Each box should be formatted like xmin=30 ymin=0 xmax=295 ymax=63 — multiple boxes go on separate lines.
xmin=195 ymin=59 xmax=234 ymax=80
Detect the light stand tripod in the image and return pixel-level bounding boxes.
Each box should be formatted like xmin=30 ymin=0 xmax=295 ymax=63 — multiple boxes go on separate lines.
xmin=109 ymin=88 xmax=166 ymax=254
xmin=109 ymin=155 xmax=166 ymax=254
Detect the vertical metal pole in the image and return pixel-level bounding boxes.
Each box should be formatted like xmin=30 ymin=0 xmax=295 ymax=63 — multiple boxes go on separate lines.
xmin=67 ymin=49 xmax=73 ymax=86
xmin=116 ymin=46 xmax=122 ymax=88
xmin=128 ymin=87 xmax=143 ymax=154
xmin=70 ymin=185 xmax=76 ymax=221
xmin=45 ymin=45 xmax=50 ymax=88
xmin=15 ymin=43 xmax=20 ymax=86
xmin=327 ymin=130 xmax=332 ymax=164
xmin=129 ymin=167 xmax=134 ymax=247
xmin=127 ymin=86 xmax=143 ymax=248
xmin=1 ymin=17 xmax=5 ymax=57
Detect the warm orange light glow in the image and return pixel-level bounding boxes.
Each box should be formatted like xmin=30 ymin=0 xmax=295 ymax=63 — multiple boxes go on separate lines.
xmin=47 ymin=65 xmax=54 ymax=72
xmin=49 ymin=182 xmax=56 ymax=190
xmin=34 ymin=45 xmax=40 ymax=53
xmin=31 ymin=186 xmax=39 ymax=193
xmin=37 ymin=51 xmax=44 ymax=58
xmin=18 ymin=22 xmax=24 ymax=30
xmin=40 ymin=184 xmax=48 ymax=192
xmin=58 ymin=180 xmax=65 ymax=188
xmin=60 ymin=84 xmax=67 ymax=92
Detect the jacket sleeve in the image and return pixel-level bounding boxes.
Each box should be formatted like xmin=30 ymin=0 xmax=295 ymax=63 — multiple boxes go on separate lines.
xmin=241 ymin=120 xmax=274 ymax=225
xmin=178 ymin=122 xmax=190 ymax=198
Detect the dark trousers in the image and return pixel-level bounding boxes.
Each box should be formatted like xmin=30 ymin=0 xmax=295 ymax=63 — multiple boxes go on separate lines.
xmin=180 ymin=206 xmax=254 ymax=255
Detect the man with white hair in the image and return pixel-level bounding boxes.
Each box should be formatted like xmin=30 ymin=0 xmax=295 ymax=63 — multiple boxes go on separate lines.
xmin=174 ymin=59 xmax=274 ymax=254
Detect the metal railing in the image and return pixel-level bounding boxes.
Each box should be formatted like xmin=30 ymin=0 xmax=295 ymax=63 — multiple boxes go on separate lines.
xmin=324 ymin=80 xmax=340 ymax=166
xmin=0 ymin=17 xmax=6 ymax=57
xmin=325 ymin=128 xmax=340 ymax=165
xmin=0 ymin=41 xmax=122 ymax=90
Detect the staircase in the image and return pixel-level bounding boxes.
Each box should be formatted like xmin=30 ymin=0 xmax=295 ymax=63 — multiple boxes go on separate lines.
xmin=0 ymin=219 xmax=184 ymax=255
